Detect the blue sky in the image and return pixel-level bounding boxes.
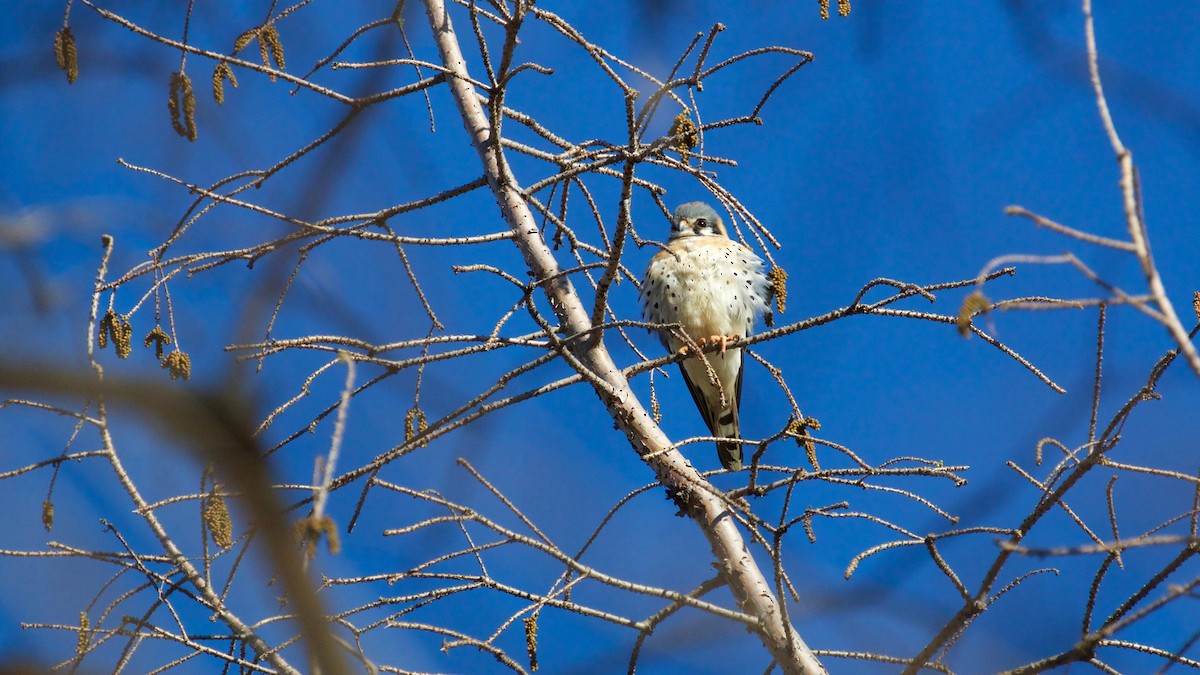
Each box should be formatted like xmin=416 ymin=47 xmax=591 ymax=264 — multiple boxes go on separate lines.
xmin=3 ymin=1 xmax=1200 ymax=672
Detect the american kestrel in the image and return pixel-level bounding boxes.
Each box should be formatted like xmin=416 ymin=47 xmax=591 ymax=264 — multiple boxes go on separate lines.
xmin=639 ymin=202 xmax=772 ymax=471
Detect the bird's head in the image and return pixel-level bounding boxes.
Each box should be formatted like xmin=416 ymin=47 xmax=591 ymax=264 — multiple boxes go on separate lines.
xmin=669 ymin=201 xmax=728 ymax=240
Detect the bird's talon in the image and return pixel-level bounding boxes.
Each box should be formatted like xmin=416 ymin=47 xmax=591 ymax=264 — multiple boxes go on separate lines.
xmin=706 ymin=335 xmax=736 ymax=354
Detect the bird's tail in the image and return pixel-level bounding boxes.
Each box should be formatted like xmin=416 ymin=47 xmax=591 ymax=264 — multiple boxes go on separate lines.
xmin=714 ymin=405 xmax=742 ymax=471
xmin=677 ymin=356 xmax=745 ymax=471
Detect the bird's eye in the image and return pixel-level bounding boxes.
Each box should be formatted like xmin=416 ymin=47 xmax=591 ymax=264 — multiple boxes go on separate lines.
xmin=695 ymin=218 xmax=708 ymax=229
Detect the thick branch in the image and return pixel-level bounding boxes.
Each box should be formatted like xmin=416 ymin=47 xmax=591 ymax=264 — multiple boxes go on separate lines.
xmin=420 ymin=1 xmax=825 ymax=672
xmin=1082 ymin=0 xmax=1200 ymax=377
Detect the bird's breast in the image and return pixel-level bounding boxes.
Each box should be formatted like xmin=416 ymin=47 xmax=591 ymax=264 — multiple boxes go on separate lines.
xmin=640 ymin=240 xmax=770 ymax=347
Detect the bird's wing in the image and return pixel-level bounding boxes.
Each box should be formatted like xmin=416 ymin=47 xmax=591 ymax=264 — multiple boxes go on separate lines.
xmin=679 ymin=360 xmax=718 ymax=436
xmin=678 ymin=350 xmax=744 ymax=471
xmin=734 ymin=345 xmax=745 ymax=410
xmin=678 ymin=350 xmax=742 ymax=437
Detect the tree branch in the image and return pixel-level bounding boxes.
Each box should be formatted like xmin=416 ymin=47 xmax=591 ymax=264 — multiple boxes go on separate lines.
xmin=419 ymin=1 xmax=825 ymax=671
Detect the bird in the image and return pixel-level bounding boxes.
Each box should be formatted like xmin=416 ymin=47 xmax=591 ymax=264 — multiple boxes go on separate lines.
xmin=639 ymin=202 xmax=772 ymax=471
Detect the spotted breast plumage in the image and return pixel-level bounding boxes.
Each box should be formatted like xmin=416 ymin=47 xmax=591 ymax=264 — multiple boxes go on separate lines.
xmin=639 ymin=202 xmax=772 ymax=471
